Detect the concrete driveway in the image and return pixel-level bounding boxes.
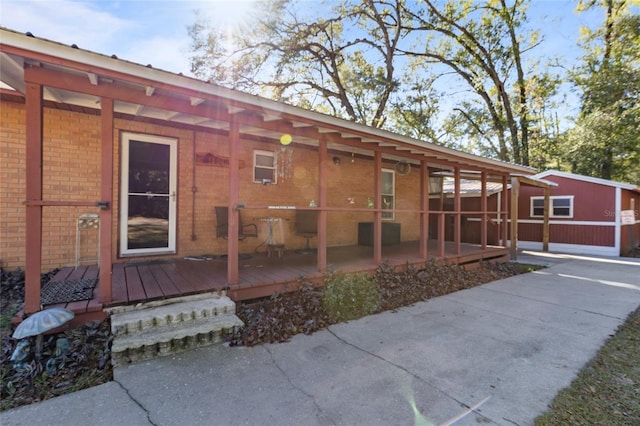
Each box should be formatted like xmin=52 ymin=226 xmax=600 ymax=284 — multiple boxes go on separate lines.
xmin=2 ymin=252 xmax=639 ymax=426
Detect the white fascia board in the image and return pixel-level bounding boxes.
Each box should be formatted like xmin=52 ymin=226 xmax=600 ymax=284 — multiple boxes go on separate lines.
xmin=515 ymin=241 xmax=619 ymax=257
xmin=1 ymin=28 xmax=535 ymax=175
xmin=535 ymin=170 xmax=639 ymax=191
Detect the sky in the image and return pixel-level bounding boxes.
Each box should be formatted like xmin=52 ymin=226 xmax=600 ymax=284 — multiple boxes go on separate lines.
xmin=1 ymin=0 xmax=260 ymax=74
xmin=0 ymin=0 xmax=610 ymax=119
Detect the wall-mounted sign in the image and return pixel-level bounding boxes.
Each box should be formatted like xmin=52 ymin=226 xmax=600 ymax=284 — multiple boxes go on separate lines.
xmin=196 ymin=153 xmax=245 ymax=168
xmin=621 ymin=210 xmax=635 ymax=225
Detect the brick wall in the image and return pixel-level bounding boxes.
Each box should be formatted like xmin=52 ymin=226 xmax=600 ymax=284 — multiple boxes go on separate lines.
xmin=1 ymin=98 xmax=430 ymax=272
xmin=1 ymin=100 xmax=27 ymax=268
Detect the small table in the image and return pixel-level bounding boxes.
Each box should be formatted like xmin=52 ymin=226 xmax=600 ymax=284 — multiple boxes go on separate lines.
xmin=255 ymin=217 xmax=286 ymax=257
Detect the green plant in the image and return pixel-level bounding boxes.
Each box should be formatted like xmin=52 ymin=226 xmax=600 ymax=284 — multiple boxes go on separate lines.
xmin=0 ymin=315 xmax=13 ymax=332
xmin=323 ymin=272 xmax=378 ymax=322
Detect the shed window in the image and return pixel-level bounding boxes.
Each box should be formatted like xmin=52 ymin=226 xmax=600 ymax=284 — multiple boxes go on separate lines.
xmin=530 ymin=196 xmax=574 ymax=218
xmin=253 ymin=150 xmax=276 ymax=184
xmin=382 ymin=169 xmax=395 ymax=220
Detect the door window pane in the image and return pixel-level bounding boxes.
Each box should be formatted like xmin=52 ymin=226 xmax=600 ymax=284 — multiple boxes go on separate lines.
xmin=254 ymin=150 xmax=276 ymax=183
xmin=127 ymin=195 xmax=169 ymax=249
xmin=128 ymin=141 xmax=170 ymax=194
xmin=382 ymin=169 xmax=395 ymax=220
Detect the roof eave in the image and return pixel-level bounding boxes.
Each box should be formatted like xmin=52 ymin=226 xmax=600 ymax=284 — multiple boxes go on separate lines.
xmin=0 ymin=27 xmax=535 ymax=176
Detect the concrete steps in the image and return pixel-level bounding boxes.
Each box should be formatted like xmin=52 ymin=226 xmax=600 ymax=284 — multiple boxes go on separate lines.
xmin=108 ymin=292 xmax=244 ymax=366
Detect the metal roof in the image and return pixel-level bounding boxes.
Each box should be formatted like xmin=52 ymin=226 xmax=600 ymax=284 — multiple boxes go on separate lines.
xmin=0 ymin=27 xmax=536 ymax=176
xmin=535 ymin=170 xmax=640 ymax=192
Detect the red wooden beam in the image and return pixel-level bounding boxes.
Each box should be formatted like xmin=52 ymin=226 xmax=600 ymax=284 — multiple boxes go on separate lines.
xmin=510 ymin=176 xmax=520 ymax=259
xmin=23 ymin=200 xmax=97 ymax=206
xmin=373 ymin=151 xmax=382 ymax=264
xmin=501 ymin=174 xmax=509 ymax=247
xmin=438 ymin=213 xmax=445 ymax=258
xmin=227 ymin=117 xmax=240 ymax=284
xmin=543 ymin=186 xmax=550 ymax=252
xmin=420 ymin=161 xmax=429 ymax=259
xmin=481 ymin=171 xmax=488 ymax=249
xmin=21 ymin=67 xmax=532 ymax=176
xmin=454 ymin=167 xmax=461 ymax=255
xmin=24 ymin=82 xmax=43 ymax=314
xmin=317 ymin=137 xmax=328 ymax=273
xmin=99 ymin=97 xmax=114 ymax=304
xmin=23 ymin=66 xmax=231 ymax=122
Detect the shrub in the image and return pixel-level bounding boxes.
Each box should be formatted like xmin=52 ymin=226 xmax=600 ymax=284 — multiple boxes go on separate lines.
xmin=323 ymin=272 xmax=378 ymax=322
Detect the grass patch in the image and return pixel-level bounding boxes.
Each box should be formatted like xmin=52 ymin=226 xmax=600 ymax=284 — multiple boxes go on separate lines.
xmin=535 ymin=305 xmax=640 ymax=425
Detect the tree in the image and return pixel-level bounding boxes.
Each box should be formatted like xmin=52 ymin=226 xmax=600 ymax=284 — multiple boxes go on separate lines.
xmin=565 ymin=0 xmax=640 ymax=183
xmin=188 ymin=0 xmax=412 ymax=128
xmin=188 ymin=0 xmax=559 ymax=166
xmin=399 ymin=0 xmax=561 ymax=166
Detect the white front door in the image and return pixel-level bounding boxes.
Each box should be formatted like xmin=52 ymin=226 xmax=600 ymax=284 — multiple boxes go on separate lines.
xmin=120 ymin=132 xmax=177 ymax=256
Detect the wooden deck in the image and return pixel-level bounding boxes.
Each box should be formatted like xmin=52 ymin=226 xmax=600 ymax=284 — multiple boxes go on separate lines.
xmin=48 ymin=241 xmax=507 ymax=323
xmin=45 ymin=264 xmax=105 ymax=325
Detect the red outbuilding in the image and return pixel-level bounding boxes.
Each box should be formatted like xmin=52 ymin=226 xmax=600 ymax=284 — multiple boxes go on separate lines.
xmin=516 ymin=170 xmax=640 ymax=257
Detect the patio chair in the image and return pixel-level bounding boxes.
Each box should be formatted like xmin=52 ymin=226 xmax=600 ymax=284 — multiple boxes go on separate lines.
xmin=295 ymin=210 xmax=317 ymax=254
xmin=215 ymin=206 xmax=258 ymax=240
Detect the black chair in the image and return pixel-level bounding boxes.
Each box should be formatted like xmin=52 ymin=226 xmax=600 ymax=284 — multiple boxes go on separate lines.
xmin=295 ymin=210 xmax=317 ymax=254
xmin=215 ymin=206 xmax=258 ymax=240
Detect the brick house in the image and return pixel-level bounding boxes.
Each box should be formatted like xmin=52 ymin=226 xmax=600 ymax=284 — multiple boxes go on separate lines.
xmin=0 ymin=28 xmax=537 ymax=320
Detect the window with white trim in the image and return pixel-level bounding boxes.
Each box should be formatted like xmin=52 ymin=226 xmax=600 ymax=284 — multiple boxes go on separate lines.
xmin=253 ymin=150 xmax=276 ymax=184
xmin=382 ymin=168 xmax=395 ymax=220
xmin=530 ymin=196 xmax=574 ymax=218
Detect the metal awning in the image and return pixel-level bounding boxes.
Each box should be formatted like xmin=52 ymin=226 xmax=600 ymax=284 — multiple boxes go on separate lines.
xmin=0 ymin=27 xmax=536 ymax=177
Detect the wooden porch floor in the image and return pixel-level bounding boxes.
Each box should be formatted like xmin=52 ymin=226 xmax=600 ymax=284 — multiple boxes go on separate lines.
xmin=49 ymin=241 xmax=507 ymax=321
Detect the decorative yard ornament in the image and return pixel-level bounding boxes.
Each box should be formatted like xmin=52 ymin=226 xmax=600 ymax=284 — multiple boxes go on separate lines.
xmin=277 ymin=135 xmax=293 ymax=180
xmin=279 ymin=134 xmax=292 ymax=145
xmin=12 ymin=307 xmax=74 ymax=360
xmin=10 ymin=340 xmax=30 ymax=369
xmin=394 ymin=160 xmax=411 ymax=176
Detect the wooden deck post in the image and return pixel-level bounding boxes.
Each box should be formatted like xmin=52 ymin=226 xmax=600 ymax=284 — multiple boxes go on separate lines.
xmin=227 ymin=117 xmax=240 ymax=284
xmin=419 ymin=161 xmax=429 ymax=259
xmin=510 ymin=176 xmax=520 ymax=260
xmin=501 ymin=174 xmax=509 ymax=247
xmin=99 ymin=97 xmax=114 ymax=304
xmin=543 ymin=186 xmax=550 ymax=252
xmin=317 ymin=136 xmax=328 ymax=272
xmin=454 ymin=167 xmax=461 ymax=255
xmin=373 ymin=151 xmax=382 ymax=264
xmin=480 ymin=171 xmax=488 ymax=249
xmin=24 ymin=81 xmax=43 ymax=314
xmin=438 ymin=174 xmax=446 ymax=258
